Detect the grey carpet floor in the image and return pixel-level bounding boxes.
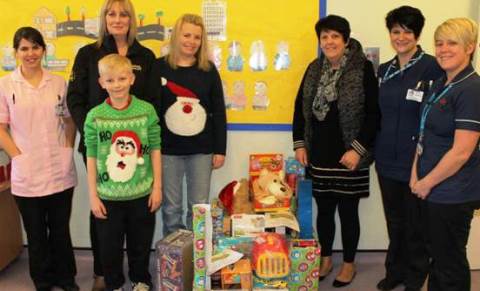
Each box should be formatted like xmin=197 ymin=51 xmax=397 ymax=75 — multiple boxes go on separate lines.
xmin=0 ymin=249 xmax=478 ymax=290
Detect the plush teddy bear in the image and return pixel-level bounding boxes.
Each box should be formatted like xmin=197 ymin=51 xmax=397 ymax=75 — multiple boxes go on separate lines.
xmin=252 ymin=169 xmax=293 ymax=207
xmin=219 ymin=179 xmax=254 ymax=215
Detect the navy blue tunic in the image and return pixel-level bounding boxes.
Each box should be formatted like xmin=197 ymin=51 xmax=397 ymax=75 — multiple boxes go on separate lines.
xmin=375 ymin=48 xmax=443 ymax=182
xmin=418 ymin=64 xmax=480 ymax=203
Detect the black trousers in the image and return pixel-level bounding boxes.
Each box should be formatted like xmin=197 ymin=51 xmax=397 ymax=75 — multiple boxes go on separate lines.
xmin=95 ymin=195 xmax=155 ymax=290
xmin=378 ymin=175 xmax=429 ymax=289
xmin=15 ymin=188 xmax=77 ymax=290
xmin=425 ymin=201 xmax=476 ymax=291
xmin=82 ymin=153 xmax=103 ymax=276
xmin=314 ymin=194 xmax=360 ymax=262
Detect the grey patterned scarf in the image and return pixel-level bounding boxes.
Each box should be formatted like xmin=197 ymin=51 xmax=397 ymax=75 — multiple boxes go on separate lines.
xmin=312 ymin=52 xmax=348 ymax=121
xmin=301 ymin=38 xmax=373 ymax=168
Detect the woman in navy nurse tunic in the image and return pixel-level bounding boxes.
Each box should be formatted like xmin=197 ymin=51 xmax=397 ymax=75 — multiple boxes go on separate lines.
xmin=375 ymin=6 xmax=442 ymax=291
xmin=410 ymin=18 xmax=480 ymax=291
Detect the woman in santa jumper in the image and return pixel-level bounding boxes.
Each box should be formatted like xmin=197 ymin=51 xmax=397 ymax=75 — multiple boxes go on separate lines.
xmin=66 ymin=1 xmax=155 ymax=289
xmin=151 ymin=13 xmax=227 ymax=236
xmin=0 ymin=27 xmax=78 ymax=291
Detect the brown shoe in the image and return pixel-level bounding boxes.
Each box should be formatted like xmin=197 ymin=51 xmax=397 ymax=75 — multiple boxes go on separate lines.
xmin=92 ymin=276 xmax=106 ymax=291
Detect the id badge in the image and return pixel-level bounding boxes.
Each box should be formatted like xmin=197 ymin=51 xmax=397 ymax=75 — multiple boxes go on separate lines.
xmin=406 ymin=89 xmax=424 ymax=102
xmin=55 ymin=102 xmax=65 ymax=117
xmin=416 ymin=143 xmax=423 ymax=156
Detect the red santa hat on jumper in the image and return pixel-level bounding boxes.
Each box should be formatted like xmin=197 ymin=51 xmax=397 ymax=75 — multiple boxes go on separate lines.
xmin=161 ymin=78 xmax=199 ymax=113
xmin=111 ymin=130 xmax=144 ymax=165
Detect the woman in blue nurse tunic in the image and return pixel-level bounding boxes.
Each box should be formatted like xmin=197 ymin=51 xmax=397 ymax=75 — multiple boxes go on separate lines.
xmin=410 ymin=18 xmax=480 ymax=291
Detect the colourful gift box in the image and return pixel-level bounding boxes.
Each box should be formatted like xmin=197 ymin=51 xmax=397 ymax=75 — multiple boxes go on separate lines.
xmin=288 ymin=239 xmax=321 ymax=291
xmin=155 ymin=229 xmax=193 ymax=291
xmin=192 ymin=204 xmax=212 ymax=290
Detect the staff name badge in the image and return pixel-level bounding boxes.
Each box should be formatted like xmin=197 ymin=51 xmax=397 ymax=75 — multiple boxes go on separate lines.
xmin=406 ymin=89 xmax=423 ymax=102
xmin=55 ymin=102 xmax=65 ymax=117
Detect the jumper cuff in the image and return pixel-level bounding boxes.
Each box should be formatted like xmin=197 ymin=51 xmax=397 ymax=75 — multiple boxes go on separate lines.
xmin=350 ymin=139 xmax=366 ymax=156
xmin=293 ymin=140 xmax=305 ymax=150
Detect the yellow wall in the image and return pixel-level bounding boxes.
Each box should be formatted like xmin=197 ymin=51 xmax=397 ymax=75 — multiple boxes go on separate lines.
xmin=0 ymin=0 xmax=319 ymax=125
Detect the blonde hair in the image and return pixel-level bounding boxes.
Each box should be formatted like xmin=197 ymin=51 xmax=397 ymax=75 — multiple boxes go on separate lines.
xmin=97 ymin=0 xmax=138 ymax=48
xmin=98 ymin=54 xmax=133 ymax=76
xmin=167 ymin=14 xmax=211 ymax=71
xmin=435 ymin=18 xmax=478 ymax=49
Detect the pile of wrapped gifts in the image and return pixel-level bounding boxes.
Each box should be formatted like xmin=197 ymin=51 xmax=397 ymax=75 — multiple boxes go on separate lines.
xmin=156 ymin=154 xmax=321 ymax=291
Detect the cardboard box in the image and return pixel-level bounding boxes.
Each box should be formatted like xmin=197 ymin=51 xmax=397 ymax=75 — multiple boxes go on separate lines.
xmin=155 ymin=229 xmax=193 ymax=291
xmin=221 ymin=259 xmax=252 ymax=290
xmin=231 ymin=214 xmax=265 ymax=237
xmin=0 ymin=186 xmax=23 ymax=271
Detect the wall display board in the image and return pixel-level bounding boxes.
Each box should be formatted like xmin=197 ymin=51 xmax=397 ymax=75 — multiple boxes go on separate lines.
xmin=0 ymin=0 xmax=323 ymax=130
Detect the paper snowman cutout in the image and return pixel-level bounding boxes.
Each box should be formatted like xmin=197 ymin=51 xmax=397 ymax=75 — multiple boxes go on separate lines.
xmin=252 ymin=81 xmax=269 ymax=110
xmin=249 ymin=40 xmax=267 ymax=71
xmin=227 ymin=41 xmax=243 ymax=71
xmin=229 ymin=80 xmax=247 ymax=111
xmin=274 ymin=41 xmax=291 ymax=70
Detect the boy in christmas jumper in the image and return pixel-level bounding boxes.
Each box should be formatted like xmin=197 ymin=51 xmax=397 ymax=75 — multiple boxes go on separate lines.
xmin=84 ymin=54 xmax=161 ymax=291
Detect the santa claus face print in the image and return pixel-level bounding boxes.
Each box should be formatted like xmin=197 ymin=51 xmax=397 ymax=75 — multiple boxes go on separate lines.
xmin=178 ymin=23 xmax=202 ymax=60
xmin=165 ymin=96 xmax=207 ymax=136
xmin=106 ymin=135 xmax=140 ymax=182
xmin=99 ymin=70 xmax=135 ymax=103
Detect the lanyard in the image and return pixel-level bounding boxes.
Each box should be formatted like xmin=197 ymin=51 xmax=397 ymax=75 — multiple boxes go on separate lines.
xmin=382 ymin=52 xmax=425 ymax=83
xmin=418 ymin=71 xmax=476 ymax=138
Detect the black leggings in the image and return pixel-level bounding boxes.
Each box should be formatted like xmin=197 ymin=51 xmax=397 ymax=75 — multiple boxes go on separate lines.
xmin=314 ymin=195 xmax=360 ymax=263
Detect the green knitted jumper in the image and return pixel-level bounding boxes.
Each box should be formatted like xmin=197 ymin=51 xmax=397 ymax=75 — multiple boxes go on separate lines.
xmin=84 ymin=96 xmax=161 ymax=201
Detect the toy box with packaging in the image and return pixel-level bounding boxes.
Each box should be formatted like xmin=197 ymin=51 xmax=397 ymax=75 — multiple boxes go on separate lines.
xmin=155 ymin=229 xmax=194 ymax=291
xmin=189 ymin=153 xmax=319 ymax=290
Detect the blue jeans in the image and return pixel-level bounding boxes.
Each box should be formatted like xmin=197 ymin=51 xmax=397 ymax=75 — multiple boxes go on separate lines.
xmin=161 ymin=154 xmax=213 ymax=236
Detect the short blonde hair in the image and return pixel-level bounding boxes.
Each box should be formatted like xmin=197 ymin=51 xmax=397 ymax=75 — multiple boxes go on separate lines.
xmin=435 ymin=18 xmax=478 ymax=48
xmin=98 ymin=54 xmax=133 ymax=76
xmin=167 ymin=14 xmax=211 ymax=71
xmin=97 ymin=0 xmax=138 ymax=48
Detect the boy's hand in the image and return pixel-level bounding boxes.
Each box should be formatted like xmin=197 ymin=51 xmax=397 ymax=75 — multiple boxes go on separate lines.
xmin=91 ymin=196 xmax=107 ymax=219
xmin=212 ymin=154 xmax=225 ymax=169
xmin=148 ymin=188 xmax=162 ymax=212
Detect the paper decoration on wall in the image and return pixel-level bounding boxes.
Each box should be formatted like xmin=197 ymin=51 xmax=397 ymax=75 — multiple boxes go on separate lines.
xmin=227 ymin=41 xmax=243 ymax=72
xmin=210 ymin=42 xmax=222 ymax=70
xmin=160 ymin=44 xmax=170 ymax=57
xmin=273 ymin=41 xmax=291 ymax=71
xmin=252 ymin=81 xmax=269 ymax=110
xmin=1 ymin=46 xmax=15 ymax=71
xmin=202 ymin=0 xmax=227 ymax=41
xmin=136 ymin=11 xmax=166 ymax=41
xmin=249 ymin=40 xmax=267 ymax=71
xmin=32 ymin=6 xmax=165 ymax=41
xmin=364 ymin=47 xmax=380 ymax=74
xmin=222 ymin=80 xmax=231 ymax=109
xmin=44 ymin=43 xmax=69 ymax=71
xmin=229 ymin=80 xmax=247 ymax=111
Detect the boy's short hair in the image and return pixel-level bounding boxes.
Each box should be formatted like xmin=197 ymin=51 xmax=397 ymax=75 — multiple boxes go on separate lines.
xmin=98 ymin=54 xmax=133 ymax=76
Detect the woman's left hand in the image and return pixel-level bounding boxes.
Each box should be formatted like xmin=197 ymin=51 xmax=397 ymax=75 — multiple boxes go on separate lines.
xmin=339 ymin=150 xmax=360 ymax=170
xmin=212 ymin=154 xmax=226 ymax=169
xmin=411 ymin=178 xmax=432 ymax=199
